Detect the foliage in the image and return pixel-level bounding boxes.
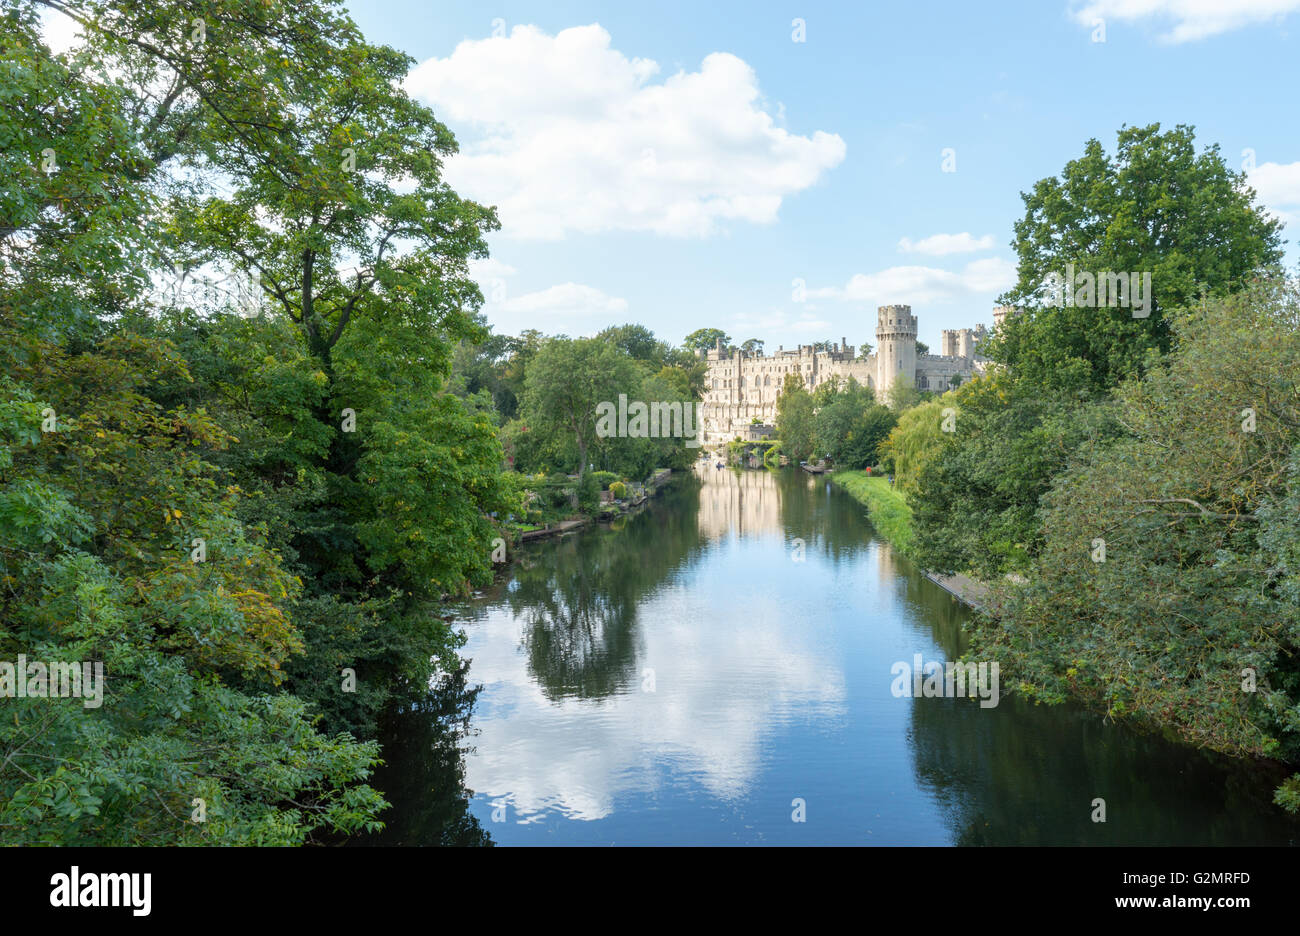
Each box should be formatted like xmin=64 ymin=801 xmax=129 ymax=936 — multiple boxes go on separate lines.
xmin=880 ymin=398 xmax=951 ymax=496
xmin=0 ymin=0 xmax=517 ymax=843
xmin=908 ymin=373 xmax=1119 ymax=578
xmin=812 ymin=380 xmax=897 ymax=469
xmin=970 ymin=281 xmax=1300 ymax=807
xmin=991 ymin=123 xmax=1284 ymax=393
xmin=775 ymin=373 xmax=816 ymax=462
xmin=682 ymin=328 xmax=730 ymax=353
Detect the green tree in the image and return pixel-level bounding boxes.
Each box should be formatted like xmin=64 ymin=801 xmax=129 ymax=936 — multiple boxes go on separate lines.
xmin=597 ymin=323 xmax=669 ymax=367
xmin=683 ymin=328 xmax=730 ymax=353
xmin=776 ymin=373 xmax=816 ymax=461
xmin=886 ymin=374 xmax=924 ymax=411
xmin=992 ymin=123 xmax=1284 ymax=393
xmin=520 ymin=337 xmax=638 ymax=501
xmin=970 ymin=279 xmax=1300 ymax=810
xmin=813 ymin=380 xmax=897 ymax=469
xmin=908 ymin=373 xmax=1118 ymax=577
xmin=880 ymin=398 xmax=951 ymax=495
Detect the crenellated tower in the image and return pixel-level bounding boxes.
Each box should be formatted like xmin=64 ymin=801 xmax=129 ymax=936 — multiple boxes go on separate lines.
xmin=875 ymin=304 xmax=917 ymax=399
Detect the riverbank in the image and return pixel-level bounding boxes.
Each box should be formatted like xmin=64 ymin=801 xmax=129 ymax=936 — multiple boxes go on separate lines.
xmin=827 ymin=471 xmax=914 ymax=552
xmin=827 ymin=470 xmax=988 ymax=610
xmin=510 ymin=467 xmax=676 ymax=544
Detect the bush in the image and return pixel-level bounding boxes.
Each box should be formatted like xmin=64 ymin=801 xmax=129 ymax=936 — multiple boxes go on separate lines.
xmin=591 ymin=470 xmax=620 ymax=489
xmin=609 ymin=481 xmax=627 ymax=499
xmin=577 ymin=471 xmax=601 ymax=513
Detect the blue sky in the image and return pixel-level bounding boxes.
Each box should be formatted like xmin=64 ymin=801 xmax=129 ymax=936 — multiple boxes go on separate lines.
xmin=343 ymin=0 xmax=1300 ymax=350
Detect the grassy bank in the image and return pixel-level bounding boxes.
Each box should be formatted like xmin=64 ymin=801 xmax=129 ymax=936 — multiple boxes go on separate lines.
xmin=828 ymin=470 xmax=914 ymax=553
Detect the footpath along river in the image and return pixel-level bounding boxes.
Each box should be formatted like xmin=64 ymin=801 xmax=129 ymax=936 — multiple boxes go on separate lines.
xmin=366 ymin=465 xmax=1300 ymax=845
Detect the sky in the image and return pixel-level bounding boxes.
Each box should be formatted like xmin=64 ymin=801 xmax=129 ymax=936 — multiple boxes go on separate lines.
xmin=47 ymin=0 xmax=1300 ymax=350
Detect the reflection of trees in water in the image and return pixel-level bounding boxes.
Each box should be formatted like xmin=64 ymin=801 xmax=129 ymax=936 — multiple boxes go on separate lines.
xmin=355 ymin=662 xmax=492 ymax=846
xmin=894 ymin=554 xmax=969 ymax=659
xmin=509 ymin=476 xmax=705 ymax=700
xmin=907 ymin=688 xmax=1300 ymax=845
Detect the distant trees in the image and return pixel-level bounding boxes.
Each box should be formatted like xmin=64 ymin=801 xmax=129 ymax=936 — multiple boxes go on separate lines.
xmin=683 ymin=328 xmax=731 ymax=353
xmin=517 ymin=338 xmax=635 ymax=496
xmin=510 ymin=329 xmax=701 ymax=488
xmin=886 ymin=374 xmax=925 ymax=411
xmin=880 ymin=399 xmax=950 ymax=496
xmin=812 ymin=380 xmax=897 ymax=469
xmin=776 ymin=375 xmax=894 ymax=468
xmin=776 ymin=373 xmax=816 ymax=461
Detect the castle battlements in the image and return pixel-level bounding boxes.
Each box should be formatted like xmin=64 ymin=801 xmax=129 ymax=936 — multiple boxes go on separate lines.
xmin=698 ymin=305 xmax=995 ymax=446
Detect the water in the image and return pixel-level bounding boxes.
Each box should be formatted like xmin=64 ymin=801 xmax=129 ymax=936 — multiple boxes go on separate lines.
xmin=368 ymin=466 xmax=1300 ymax=846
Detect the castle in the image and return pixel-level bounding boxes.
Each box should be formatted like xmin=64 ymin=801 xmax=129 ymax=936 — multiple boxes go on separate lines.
xmin=699 ymin=305 xmax=1011 ymax=447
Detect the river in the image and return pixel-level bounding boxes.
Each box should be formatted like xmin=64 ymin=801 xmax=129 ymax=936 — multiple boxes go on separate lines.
xmin=365 ymin=465 xmax=1300 ymax=846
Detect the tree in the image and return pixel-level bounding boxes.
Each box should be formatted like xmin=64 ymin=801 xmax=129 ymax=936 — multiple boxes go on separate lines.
xmin=813 ymin=380 xmax=897 ymax=469
xmin=598 ymin=323 xmax=668 ymax=366
xmin=915 ymin=341 xmax=929 ymax=355
xmin=881 ymin=398 xmax=952 ymax=495
xmin=908 ymin=373 xmax=1118 ymax=578
xmin=520 ymin=337 xmax=638 ymax=502
xmin=886 ymin=374 xmax=924 ymax=411
xmin=969 ymin=279 xmax=1300 ymax=810
xmin=740 ymin=338 xmax=765 ymax=355
xmin=683 ymin=328 xmax=730 ymax=353
xmin=992 ymin=123 xmax=1284 ymax=392
xmin=775 ymin=373 xmax=816 ymax=461
xmin=0 ymin=0 xmax=513 ymax=842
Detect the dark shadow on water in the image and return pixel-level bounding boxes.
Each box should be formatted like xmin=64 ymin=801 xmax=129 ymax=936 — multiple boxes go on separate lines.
xmin=352 ymin=661 xmax=492 ymax=847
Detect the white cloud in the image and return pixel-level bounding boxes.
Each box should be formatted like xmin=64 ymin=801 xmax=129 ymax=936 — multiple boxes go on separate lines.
xmin=729 ymin=306 xmax=831 ymax=335
xmin=1249 ymin=160 xmax=1300 ymax=230
xmin=461 ymin=551 xmax=846 ymax=821
xmin=482 ymin=282 xmax=628 ymax=336
xmin=897 ymin=232 xmax=996 ymax=256
xmin=406 ymin=24 xmax=846 ymax=240
xmin=809 ymin=257 xmax=1017 ymax=306
xmin=468 ymin=257 xmax=518 ymax=279
xmin=1070 ymin=0 xmax=1300 ymax=43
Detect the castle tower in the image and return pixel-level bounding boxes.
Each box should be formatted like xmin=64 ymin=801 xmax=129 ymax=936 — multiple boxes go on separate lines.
xmin=876 ymin=304 xmax=917 ymax=400
xmin=940 ymin=329 xmax=959 ymax=357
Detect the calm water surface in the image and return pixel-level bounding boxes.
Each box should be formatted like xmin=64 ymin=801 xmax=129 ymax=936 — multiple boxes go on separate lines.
xmin=369 ymin=466 xmax=1300 ymax=846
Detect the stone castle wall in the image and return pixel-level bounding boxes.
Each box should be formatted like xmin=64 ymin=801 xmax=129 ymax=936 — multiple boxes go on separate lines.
xmin=699 ymin=305 xmax=992 ymax=446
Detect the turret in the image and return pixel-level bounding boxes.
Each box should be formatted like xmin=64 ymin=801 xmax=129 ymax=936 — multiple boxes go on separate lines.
xmin=876 ymin=304 xmax=917 ymax=399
